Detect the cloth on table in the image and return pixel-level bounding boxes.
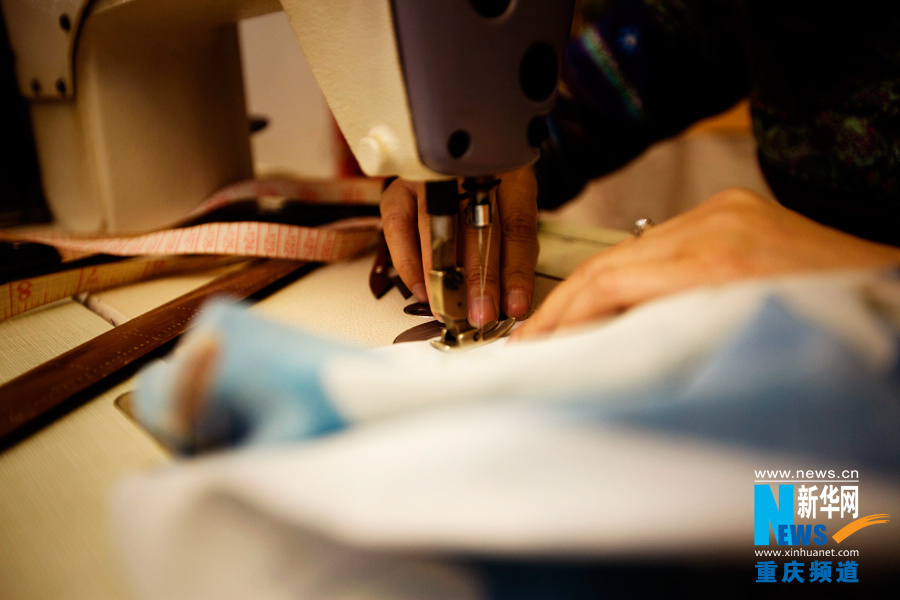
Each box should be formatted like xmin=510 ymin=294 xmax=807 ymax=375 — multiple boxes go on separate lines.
xmin=112 ymin=268 xmax=900 ymax=599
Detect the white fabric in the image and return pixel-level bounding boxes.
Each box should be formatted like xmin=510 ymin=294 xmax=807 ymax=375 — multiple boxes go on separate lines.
xmin=110 ymin=270 xmax=900 ymax=600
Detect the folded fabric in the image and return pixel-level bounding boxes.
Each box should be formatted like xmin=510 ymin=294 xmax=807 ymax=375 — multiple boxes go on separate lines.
xmin=114 ymin=268 xmax=900 ymax=599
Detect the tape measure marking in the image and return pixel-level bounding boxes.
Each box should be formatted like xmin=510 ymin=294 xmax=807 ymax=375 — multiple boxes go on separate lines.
xmin=2 ymin=219 xmax=381 ymax=262
xmin=1 ymin=256 xmax=240 ymax=321
xmin=0 ymin=177 xmax=384 ymax=321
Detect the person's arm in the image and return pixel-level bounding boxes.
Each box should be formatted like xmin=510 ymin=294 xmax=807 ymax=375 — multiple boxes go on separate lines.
xmin=537 ymin=0 xmax=748 ymax=209
xmin=512 ymin=188 xmax=900 ymax=341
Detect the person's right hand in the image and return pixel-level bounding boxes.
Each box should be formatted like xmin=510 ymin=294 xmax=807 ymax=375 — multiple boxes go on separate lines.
xmin=511 ymin=188 xmax=900 ymax=342
xmin=380 ymin=167 xmax=539 ymax=327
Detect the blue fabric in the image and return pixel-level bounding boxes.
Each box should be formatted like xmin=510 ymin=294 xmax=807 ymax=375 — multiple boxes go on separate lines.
xmin=473 ymin=296 xmax=900 ymax=597
xmin=561 ymin=298 xmax=900 ymax=476
xmin=134 ymin=290 xmax=900 ymax=471
xmin=126 ymin=279 xmax=900 ymax=598
xmin=134 ymin=302 xmax=349 ymax=452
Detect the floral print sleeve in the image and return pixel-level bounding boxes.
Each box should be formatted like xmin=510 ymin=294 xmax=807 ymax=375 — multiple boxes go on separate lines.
xmin=539 ymin=0 xmax=900 ymax=246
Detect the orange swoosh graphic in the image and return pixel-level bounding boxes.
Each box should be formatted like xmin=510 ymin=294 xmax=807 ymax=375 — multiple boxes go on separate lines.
xmin=832 ymin=514 xmax=890 ymax=544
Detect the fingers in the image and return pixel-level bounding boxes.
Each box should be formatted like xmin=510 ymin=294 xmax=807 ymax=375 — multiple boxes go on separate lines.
xmin=508 ymin=189 xmax=790 ymax=343
xmin=459 ymin=168 xmax=539 ymax=326
xmin=171 ymin=332 xmax=220 ymax=434
xmin=498 ymin=168 xmax=539 ymax=320
xmin=381 ymin=170 xmax=539 ymax=328
xmin=510 ymin=186 xmax=900 ymax=343
xmin=381 ymin=179 xmax=428 ymax=302
xmin=461 ymin=197 xmax=502 ymax=326
xmin=511 ymin=256 xmax=707 ymax=342
xmin=135 ymin=330 xmax=223 ymax=453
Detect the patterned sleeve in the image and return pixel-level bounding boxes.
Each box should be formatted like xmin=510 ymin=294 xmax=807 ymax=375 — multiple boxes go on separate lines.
xmin=536 ymin=0 xmax=748 ymax=209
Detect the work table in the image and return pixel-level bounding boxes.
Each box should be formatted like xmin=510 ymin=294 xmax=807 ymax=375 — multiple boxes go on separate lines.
xmin=0 ymin=220 xmax=622 ymax=600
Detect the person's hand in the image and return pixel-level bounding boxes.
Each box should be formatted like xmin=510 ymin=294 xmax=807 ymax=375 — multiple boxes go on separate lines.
xmin=512 ymin=188 xmax=900 ymax=341
xmin=380 ymin=167 xmax=539 ymax=326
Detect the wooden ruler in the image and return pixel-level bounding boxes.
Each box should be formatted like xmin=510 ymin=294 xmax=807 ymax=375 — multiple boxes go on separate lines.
xmin=0 ymin=258 xmax=314 ymax=447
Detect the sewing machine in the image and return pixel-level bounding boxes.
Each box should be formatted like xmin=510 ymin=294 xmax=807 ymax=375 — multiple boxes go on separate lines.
xmin=1 ymin=0 xmax=574 ymax=349
xmin=9 ymin=6 xmax=900 ymax=598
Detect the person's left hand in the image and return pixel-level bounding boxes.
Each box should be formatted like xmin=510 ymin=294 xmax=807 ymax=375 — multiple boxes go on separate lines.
xmin=512 ymin=188 xmax=900 ymax=341
xmin=380 ymin=167 xmax=539 ymax=327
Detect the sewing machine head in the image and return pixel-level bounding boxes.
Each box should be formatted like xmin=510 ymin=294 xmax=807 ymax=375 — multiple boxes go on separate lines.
xmin=1 ymin=0 xmax=573 ymax=231
xmin=2 ymin=0 xmax=573 ymax=348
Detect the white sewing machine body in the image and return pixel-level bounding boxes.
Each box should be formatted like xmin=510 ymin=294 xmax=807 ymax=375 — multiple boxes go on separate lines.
xmin=1 ymin=0 xmax=572 ymax=232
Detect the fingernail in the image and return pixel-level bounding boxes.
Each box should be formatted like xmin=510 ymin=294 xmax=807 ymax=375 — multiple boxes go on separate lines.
xmin=412 ymin=283 xmax=427 ymax=303
xmin=470 ymin=296 xmax=497 ymax=327
xmin=506 ymin=290 xmax=530 ymax=319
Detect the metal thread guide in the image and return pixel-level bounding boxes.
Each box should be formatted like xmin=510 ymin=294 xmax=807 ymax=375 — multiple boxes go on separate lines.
xmin=425 ymin=178 xmax=514 ymax=352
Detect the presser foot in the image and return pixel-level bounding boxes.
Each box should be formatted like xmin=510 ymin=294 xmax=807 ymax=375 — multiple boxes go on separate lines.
xmin=430 ymin=317 xmax=516 ymax=352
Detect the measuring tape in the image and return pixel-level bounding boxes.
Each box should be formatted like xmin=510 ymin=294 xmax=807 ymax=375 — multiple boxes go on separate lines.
xmin=194 ymin=177 xmax=383 ymax=213
xmin=4 ymin=218 xmax=382 ymax=262
xmin=1 ymin=256 xmax=242 ymax=321
xmin=0 ymin=177 xmax=385 ymax=321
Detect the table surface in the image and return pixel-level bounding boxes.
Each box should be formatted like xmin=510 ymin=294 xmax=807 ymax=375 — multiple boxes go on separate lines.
xmin=0 ymin=221 xmax=626 ymax=600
